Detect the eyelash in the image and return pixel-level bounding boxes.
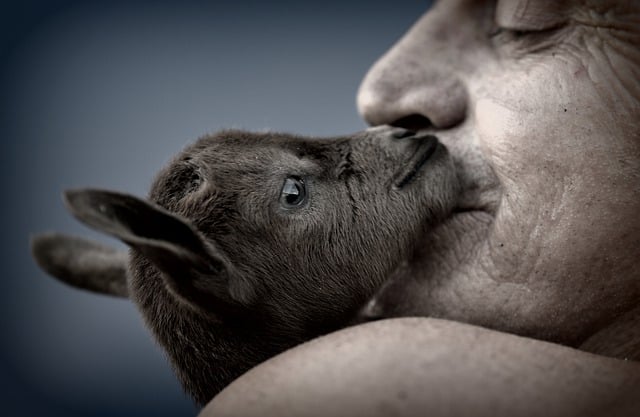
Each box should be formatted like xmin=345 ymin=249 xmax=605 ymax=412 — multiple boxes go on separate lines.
xmin=488 ymin=25 xmax=533 ymax=40
xmin=488 ymin=23 xmax=565 ymax=56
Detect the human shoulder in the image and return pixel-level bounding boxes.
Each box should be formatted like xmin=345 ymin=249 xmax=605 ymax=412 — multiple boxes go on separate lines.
xmin=201 ymin=317 xmax=640 ymax=417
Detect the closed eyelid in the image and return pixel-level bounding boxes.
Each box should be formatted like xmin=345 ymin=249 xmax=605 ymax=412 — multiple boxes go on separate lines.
xmin=495 ymin=0 xmax=571 ymax=30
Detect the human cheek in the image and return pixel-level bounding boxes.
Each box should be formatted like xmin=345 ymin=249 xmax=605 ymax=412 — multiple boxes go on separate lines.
xmin=474 ymin=69 xmax=575 ymax=220
xmin=473 ymin=59 xmax=639 ymax=279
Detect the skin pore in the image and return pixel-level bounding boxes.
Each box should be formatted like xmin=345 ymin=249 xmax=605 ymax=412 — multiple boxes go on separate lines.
xmin=203 ymin=0 xmax=640 ymax=415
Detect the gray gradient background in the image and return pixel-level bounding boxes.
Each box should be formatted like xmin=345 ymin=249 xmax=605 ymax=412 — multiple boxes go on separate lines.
xmin=1 ymin=1 xmax=432 ymax=416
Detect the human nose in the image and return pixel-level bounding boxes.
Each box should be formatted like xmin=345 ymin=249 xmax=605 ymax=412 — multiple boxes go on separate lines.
xmin=357 ymin=11 xmax=470 ymax=131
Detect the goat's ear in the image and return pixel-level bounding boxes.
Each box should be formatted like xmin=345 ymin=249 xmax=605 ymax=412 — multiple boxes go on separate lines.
xmin=31 ymin=233 xmax=129 ymax=297
xmin=63 ymin=189 xmax=250 ymax=316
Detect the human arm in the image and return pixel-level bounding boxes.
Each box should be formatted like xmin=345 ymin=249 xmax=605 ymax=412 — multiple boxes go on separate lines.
xmin=201 ymin=317 xmax=640 ymax=417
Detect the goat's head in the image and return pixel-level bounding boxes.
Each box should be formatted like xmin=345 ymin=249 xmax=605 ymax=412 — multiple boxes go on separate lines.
xmin=32 ymin=127 xmax=459 ymax=403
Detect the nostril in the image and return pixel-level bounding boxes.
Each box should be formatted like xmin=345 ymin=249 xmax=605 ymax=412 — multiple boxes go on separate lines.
xmin=390 ymin=114 xmax=432 ymax=131
xmin=390 ymin=128 xmax=415 ymax=139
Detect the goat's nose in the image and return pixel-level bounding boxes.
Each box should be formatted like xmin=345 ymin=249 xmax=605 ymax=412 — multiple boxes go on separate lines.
xmin=390 ymin=127 xmax=416 ymax=139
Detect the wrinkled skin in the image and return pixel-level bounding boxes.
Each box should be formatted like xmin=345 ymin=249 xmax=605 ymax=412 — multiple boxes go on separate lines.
xmin=358 ymin=0 xmax=640 ymax=348
xmin=206 ymin=0 xmax=640 ymax=415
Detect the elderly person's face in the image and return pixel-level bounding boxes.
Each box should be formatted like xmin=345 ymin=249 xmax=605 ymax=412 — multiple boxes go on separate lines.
xmin=358 ymin=0 xmax=640 ymax=345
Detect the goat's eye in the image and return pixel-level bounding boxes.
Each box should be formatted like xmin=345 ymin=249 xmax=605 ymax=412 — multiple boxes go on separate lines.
xmin=280 ymin=177 xmax=307 ymax=208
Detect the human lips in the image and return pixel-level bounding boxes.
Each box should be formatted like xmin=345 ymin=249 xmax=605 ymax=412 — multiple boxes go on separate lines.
xmin=416 ymin=130 xmax=501 ymax=257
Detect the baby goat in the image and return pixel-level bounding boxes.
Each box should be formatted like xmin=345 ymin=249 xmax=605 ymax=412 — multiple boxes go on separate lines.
xmin=32 ymin=127 xmax=459 ymax=404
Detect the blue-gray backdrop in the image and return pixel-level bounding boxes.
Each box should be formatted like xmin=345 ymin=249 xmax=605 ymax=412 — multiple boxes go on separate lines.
xmin=1 ymin=1 xmax=431 ymax=416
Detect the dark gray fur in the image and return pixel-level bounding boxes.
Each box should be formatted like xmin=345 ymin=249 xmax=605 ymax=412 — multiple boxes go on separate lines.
xmin=31 ymin=127 xmax=459 ymax=404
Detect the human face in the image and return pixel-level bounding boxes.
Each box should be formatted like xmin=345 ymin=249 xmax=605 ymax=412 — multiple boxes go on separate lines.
xmin=358 ymin=0 xmax=640 ymax=345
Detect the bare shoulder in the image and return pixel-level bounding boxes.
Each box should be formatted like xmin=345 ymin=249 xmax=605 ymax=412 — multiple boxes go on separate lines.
xmin=201 ymin=318 xmax=640 ymax=417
